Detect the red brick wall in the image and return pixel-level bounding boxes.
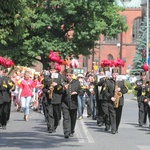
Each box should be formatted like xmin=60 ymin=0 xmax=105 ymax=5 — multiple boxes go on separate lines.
xmin=79 ymin=8 xmax=142 ymax=75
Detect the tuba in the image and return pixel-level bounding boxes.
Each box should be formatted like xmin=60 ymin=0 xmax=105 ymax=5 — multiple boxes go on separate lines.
xmin=114 ymin=81 xmax=122 ymax=108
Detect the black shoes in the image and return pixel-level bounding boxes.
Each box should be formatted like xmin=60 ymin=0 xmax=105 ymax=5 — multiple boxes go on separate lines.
xmin=105 ymin=126 xmax=110 ymax=131
xmin=2 ymin=125 xmax=6 ymax=130
xmin=48 ymin=129 xmax=53 ymax=133
xmin=64 ymin=133 xmax=74 ymax=138
xmin=64 ymin=135 xmax=69 ymax=138
xmin=111 ymin=130 xmax=116 ymax=134
xmin=47 ymin=127 xmax=53 ymax=133
xmin=69 ymin=133 xmax=74 ymax=137
xmin=98 ymin=122 xmax=104 ymax=127
xmin=0 ymin=124 xmax=6 ymax=130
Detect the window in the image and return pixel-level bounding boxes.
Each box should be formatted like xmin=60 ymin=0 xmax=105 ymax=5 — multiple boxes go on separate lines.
xmin=108 ymin=54 xmax=114 ymax=60
xmin=132 ymin=17 xmax=142 ymax=43
xmin=104 ymin=35 xmax=118 ymax=43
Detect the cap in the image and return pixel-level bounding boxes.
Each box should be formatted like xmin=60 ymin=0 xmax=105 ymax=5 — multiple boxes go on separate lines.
xmin=112 ymin=68 xmax=119 ymax=73
xmin=140 ymin=70 xmax=146 ymax=76
xmin=87 ymin=73 xmax=94 ymax=77
xmin=65 ymin=68 xmax=74 ymax=74
xmin=48 ymin=62 xmax=55 ymax=70
xmin=104 ymin=67 xmax=110 ymax=72
xmin=34 ymin=72 xmax=40 ymax=76
xmin=99 ymin=68 xmax=104 ymax=72
xmin=77 ymin=74 xmax=84 ymax=78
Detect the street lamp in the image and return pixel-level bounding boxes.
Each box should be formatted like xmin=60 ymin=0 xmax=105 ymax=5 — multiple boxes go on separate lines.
xmin=117 ymin=42 xmax=122 ymax=74
xmin=117 ymin=43 xmax=121 ymax=58
xmin=95 ymin=40 xmax=101 ymax=66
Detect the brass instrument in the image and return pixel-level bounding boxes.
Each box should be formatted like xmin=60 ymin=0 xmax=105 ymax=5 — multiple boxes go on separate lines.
xmin=114 ymin=81 xmax=122 ymax=108
xmin=48 ymin=79 xmax=54 ymax=100
xmin=7 ymin=66 xmax=20 ymax=78
xmin=141 ymin=80 xmax=149 ymax=96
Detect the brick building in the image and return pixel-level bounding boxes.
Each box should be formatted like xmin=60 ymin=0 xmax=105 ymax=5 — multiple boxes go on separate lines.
xmin=78 ymin=0 xmax=142 ymax=75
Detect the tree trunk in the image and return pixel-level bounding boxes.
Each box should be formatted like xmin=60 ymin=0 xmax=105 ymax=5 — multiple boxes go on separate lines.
xmin=41 ymin=55 xmax=49 ymax=70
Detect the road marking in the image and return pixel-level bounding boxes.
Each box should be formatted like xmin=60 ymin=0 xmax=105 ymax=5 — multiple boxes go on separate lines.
xmin=80 ymin=119 xmax=95 ymax=143
xmin=76 ymin=123 xmax=85 ymax=143
xmin=137 ymin=146 xmax=150 ymax=150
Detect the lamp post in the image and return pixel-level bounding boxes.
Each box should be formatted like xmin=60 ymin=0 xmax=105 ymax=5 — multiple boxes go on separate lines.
xmin=91 ymin=48 xmax=94 ymax=71
xmin=95 ymin=39 xmax=101 ymax=66
xmin=117 ymin=42 xmax=122 ymax=74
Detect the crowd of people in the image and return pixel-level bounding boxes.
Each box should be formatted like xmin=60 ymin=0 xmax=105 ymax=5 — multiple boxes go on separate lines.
xmin=0 ymin=62 xmax=150 ymax=138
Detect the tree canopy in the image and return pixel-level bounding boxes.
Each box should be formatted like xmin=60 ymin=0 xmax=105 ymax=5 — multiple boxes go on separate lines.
xmin=130 ymin=17 xmax=149 ymax=75
xmin=0 ymin=0 xmax=128 ymax=69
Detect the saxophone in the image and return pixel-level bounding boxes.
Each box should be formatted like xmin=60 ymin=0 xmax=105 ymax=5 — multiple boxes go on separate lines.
xmin=114 ymin=81 xmax=122 ymax=108
xmin=48 ymin=78 xmax=54 ymax=100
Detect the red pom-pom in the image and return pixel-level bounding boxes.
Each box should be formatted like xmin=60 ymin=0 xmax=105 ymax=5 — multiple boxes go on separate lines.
xmin=113 ymin=58 xmax=125 ymax=67
xmin=54 ymin=63 xmax=61 ymax=72
xmin=142 ymin=63 xmax=149 ymax=71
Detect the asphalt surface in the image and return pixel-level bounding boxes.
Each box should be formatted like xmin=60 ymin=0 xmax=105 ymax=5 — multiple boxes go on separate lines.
xmin=0 ymin=94 xmax=150 ymax=150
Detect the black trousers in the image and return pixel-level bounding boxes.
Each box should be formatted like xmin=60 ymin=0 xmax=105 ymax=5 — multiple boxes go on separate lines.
xmin=45 ymin=103 xmax=54 ymax=130
xmin=0 ymin=102 xmax=10 ymax=126
xmin=102 ymin=100 xmax=116 ymax=132
xmin=7 ymin=101 xmax=11 ymax=121
xmin=115 ymin=106 xmax=123 ymax=131
xmin=53 ymin=104 xmax=61 ymax=128
xmin=62 ymin=107 xmax=77 ymax=136
xmin=143 ymin=103 xmax=150 ymax=124
xmin=138 ymin=100 xmax=146 ymax=125
xmin=45 ymin=102 xmax=61 ymax=131
xmin=96 ymin=99 xmax=104 ymax=124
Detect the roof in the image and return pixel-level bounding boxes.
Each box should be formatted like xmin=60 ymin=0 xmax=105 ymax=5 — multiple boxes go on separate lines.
xmin=115 ymin=0 xmax=142 ymax=8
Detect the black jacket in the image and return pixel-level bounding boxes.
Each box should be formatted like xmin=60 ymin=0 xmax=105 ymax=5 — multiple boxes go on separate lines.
xmin=103 ymin=78 xmax=128 ymax=106
xmin=0 ymin=76 xmax=14 ymax=104
xmin=62 ymin=79 xmax=81 ymax=109
xmin=96 ymin=77 xmax=106 ymax=100
xmin=134 ymin=79 xmax=145 ymax=98
xmin=42 ymin=73 xmax=64 ymax=104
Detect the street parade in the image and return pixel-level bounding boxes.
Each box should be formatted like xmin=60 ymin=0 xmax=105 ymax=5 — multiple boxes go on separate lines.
xmin=0 ymin=0 xmax=150 ymax=150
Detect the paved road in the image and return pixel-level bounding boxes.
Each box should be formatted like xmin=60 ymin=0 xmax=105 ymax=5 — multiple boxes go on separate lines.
xmin=0 ymin=94 xmax=150 ymax=150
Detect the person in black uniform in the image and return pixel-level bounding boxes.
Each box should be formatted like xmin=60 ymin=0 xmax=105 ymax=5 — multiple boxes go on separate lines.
xmin=96 ymin=67 xmax=109 ymax=126
xmin=0 ymin=70 xmax=14 ymax=129
xmin=103 ymin=68 xmax=128 ymax=134
xmin=42 ymin=62 xmax=64 ymax=133
xmin=143 ymin=81 xmax=150 ymax=128
xmin=134 ymin=70 xmax=148 ymax=126
xmin=61 ymin=68 xmax=81 ymax=138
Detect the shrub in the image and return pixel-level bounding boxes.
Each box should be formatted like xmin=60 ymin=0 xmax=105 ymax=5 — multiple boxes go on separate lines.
xmin=125 ymin=81 xmax=132 ymax=90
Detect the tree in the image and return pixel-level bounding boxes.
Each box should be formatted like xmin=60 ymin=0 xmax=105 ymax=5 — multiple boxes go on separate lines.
xmin=130 ymin=17 xmax=149 ymax=75
xmin=0 ymin=0 xmax=128 ymax=69
xmin=0 ymin=0 xmax=31 ymax=45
